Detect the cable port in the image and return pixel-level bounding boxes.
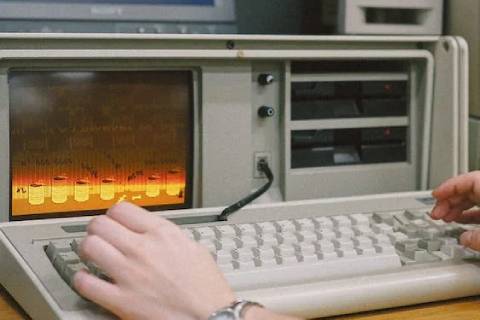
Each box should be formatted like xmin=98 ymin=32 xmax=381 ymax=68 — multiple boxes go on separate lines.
xmin=254 ymin=152 xmax=271 ymax=178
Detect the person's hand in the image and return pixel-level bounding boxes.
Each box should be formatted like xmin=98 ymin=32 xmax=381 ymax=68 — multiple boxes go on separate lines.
xmin=73 ymin=201 xmax=235 ymax=320
xmin=431 ymin=171 xmax=480 ymax=251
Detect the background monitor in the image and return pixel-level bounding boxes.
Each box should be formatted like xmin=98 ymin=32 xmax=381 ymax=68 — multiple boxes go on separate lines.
xmin=0 ymin=0 xmax=236 ymax=33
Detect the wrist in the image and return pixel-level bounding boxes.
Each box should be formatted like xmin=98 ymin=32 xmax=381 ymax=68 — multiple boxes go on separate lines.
xmin=196 ymin=295 xmax=236 ymax=320
xmin=243 ymin=306 xmax=268 ymax=320
xmin=207 ymin=300 xmax=263 ymax=320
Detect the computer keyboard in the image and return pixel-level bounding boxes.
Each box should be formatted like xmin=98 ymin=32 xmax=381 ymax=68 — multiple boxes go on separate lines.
xmin=2 ymin=191 xmax=480 ymax=320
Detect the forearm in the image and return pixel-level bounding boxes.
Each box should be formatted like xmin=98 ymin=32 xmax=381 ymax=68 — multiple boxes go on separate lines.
xmin=245 ymin=306 xmax=303 ymax=320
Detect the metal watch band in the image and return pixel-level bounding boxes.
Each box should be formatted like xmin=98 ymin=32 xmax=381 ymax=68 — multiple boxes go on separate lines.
xmin=208 ymin=299 xmax=263 ymax=320
xmin=234 ymin=300 xmax=263 ymax=318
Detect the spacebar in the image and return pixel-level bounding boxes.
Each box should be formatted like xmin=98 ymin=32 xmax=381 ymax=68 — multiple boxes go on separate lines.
xmin=225 ymin=253 xmax=402 ymax=291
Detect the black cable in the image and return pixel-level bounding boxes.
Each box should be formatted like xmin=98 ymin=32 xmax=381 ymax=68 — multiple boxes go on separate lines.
xmin=218 ymin=160 xmax=274 ymax=221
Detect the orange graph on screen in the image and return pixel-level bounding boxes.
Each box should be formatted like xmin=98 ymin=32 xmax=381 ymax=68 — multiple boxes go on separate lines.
xmin=10 ymin=71 xmax=193 ymax=217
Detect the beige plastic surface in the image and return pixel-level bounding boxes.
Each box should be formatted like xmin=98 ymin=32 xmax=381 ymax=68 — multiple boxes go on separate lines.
xmin=339 ymin=0 xmax=443 ymax=35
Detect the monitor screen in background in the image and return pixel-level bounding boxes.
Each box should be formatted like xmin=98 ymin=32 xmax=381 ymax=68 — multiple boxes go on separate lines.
xmin=5 ymin=0 xmax=215 ymax=5
xmin=9 ymin=71 xmax=194 ymax=219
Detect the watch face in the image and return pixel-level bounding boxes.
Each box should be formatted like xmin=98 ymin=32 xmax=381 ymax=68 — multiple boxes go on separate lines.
xmin=211 ymin=310 xmax=236 ymax=320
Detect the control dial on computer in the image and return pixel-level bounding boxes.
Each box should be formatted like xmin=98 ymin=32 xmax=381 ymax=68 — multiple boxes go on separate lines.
xmin=258 ymin=105 xmax=275 ymax=118
xmin=258 ymin=73 xmax=275 ymax=85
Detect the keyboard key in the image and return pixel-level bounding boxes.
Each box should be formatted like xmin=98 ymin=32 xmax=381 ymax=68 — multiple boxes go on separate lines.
xmin=257 ymin=234 xmax=279 ymax=246
xmin=275 ymin=244 xmax=296 ymax=257
xmin=405 ymin=249 xmax=440 ymax=263
xmin=372 ymin=223 xmax=393 ymax=234
xmin=254 ymin=247 xmax=277 ymax=267
xmin=300 ymin=253 xmax=318 ymax=264
xmin=237 ymin=248 xmax=254 ymax=259
xmin=294 ymin=218 xmax=316 ymax=231
xmin=431 ymin=250 xmax=453 ymax=261
xmin=279 ymin=231 xmax=299 ymax=244
xmin=338 ymin=248 xmax=358 ymax=258
xmin=353 ymin=236 xmax=373 ymax=247
xmin=216 ymin=250 xmax=234 ymax=264
xmin=233 ymin=248 xmax=255 ymax=262
xmin=332 ymin=216 xmax=351 ymax=227
xmin=370 ymin=234 xmax=392 ymax=244
xmin=70 ymin=238 xmax=83 ymax=255
xmin=388 ymin=232 xmax=409 ymax=242
xmin=317 ymin=229 xmax=336 ymax=240
xmin=438 ymin=237 xmax=458 ymax=246
xmin=276 ymin=220 xmax=297 ymax=232
xmin=312 ymin=217 xmax=334 ymax=229
xmin=215 ymin=225 xmax=237 ymax=238
xmin=419 ymin=228 xmax=442 ymax=240
xmin=315 ymin=240 xmax=335 ymax=253
xmin=405 ymin=209 xmax=428 ymax=220
xmin=336 ymin=226 xmax=355 ymax=238
xmin=256 ymin=222 xmax=277 ymax=234
xmin=410 ymin=219 xmax=430 ymax=228
xmin=356 ymin=245 xmax=377 ymax=256
xmin=398 ymin=225 xmax=419 ymax=238
xmin=281 ymin=255 xmax=299 ymax=265
xmin=354 ymin=225 xmax=376 ymax=236
xmin=235 ymin=224 xmax=257 ymax=236
xmin=418 ymin=239 xmax=442 ymax=252
xmin=63 ymin=262 xmax=88 ymax=286
xmin=372 ymin=212 xmax=396 ymax=225
xmin=333 ymin=237 xmax=354 ymax=249
xmin=194 ymin=227 xmax=216 ymax=240
xmin=219 ymin=238 xmax=239 ymax=250
xmin=298 ymin=230 xmax=318 ymax=242
xmin=375 ymin=244 xmax=396 ymax=254
xmin=349 ymin=213 xmax=371 ymax=226
xmin=395 ymin=239 xmax=419 ymax=252
xmin=53 ymin=252 xmax=81 ymax=266
xmin=45 ymin=240 xmax=72 ymax=261
xmin=393 ymin=212 xmax=411 ymax=225
xmin=238 ymin=235 xmax=258 ymax=248
xmin=297 ymin=242 xmax=317 ymax=256
xmin=319 ymin=251 xmax=339 ymax=260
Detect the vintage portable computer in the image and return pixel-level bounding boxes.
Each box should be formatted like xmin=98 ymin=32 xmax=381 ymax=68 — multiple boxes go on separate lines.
xmin=0 ymin=33 xmax=476 ymax=319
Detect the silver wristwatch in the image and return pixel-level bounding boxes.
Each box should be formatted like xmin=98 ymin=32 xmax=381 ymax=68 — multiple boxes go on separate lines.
xmin=207 ymin=300 xmax=263 ymax=320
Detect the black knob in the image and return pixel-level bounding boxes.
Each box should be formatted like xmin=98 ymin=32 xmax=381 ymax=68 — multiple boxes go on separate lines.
xmin=258 ymin=73 xmax=275 ymax=85
xmin=258 ymin=106 xmax=275 ymax=118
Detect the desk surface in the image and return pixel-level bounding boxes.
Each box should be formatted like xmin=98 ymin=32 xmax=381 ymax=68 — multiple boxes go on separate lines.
xmin=2 ymin=287 xmax=480 ymax=320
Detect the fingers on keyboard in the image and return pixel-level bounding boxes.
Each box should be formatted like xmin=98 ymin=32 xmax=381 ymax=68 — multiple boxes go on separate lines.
xmin=106 ymin=201 xmax=173 ymax=234
xmin=460 ymin=230 xmax=480 ymax=251
xmin=432 ymin=172 xmax=478 ymax=200
xmin=454 ymin=210 xmax=480 ymax=224
xmin=79 ymin=235 xmax=128 ymax=280
xmin=87 ymin=215 xmax=139 ymax=256
xmin=73 ymin=270 xmax=123 ymax=314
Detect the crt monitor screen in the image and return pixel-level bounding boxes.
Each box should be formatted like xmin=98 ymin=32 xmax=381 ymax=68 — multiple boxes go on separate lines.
xmin=9 ymin=70 xmax=194 ymax=220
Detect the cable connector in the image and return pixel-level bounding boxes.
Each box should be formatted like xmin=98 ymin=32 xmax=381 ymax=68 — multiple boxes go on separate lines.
xmin=218 ymin=159 xmax=274 ymax=221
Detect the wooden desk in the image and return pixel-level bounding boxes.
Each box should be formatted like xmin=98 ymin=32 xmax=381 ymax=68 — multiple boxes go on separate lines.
xmin=2 ymin=286 xmax=480 ymax=320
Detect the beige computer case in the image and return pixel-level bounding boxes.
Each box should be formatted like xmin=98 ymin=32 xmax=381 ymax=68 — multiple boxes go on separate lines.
xmin=0 ymin=34 xmax=469 ymax=222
